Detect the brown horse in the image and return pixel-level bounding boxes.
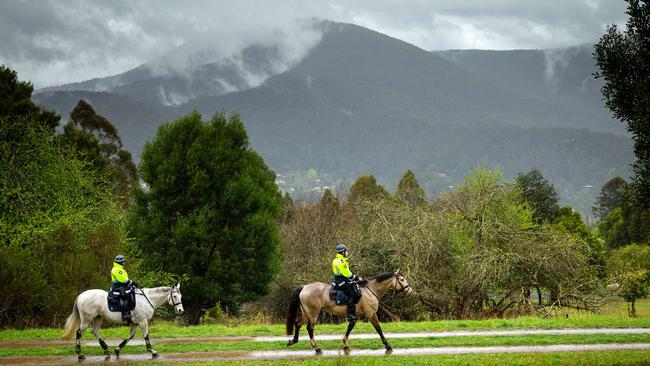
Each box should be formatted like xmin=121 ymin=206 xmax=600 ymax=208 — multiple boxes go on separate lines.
xmin=285 ymin=269 xmax=412 ymax=354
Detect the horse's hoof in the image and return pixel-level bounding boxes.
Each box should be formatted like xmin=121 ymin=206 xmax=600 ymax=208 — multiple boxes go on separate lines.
xmin=385 ymin=348 xmax=393 ymax=355
xmin=286 ymin=340 xmax=294 ymax=347
xmin=151 ymin=351 xmax=159 ymax=359
xmin=114 ymin=348 xmax=120 ymax=357
xmin=343 ymin=346 xmax=351 ymax=355
xmin=315 ymin=348 xmax=322 ymax=355
xmin=77 ymin=354 xmax=85 ymax=361
xmin=103 ymin=349 xmax=111 ymax=356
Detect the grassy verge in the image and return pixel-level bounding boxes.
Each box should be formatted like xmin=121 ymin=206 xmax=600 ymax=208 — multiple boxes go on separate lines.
xmin=2 ymin=333 xmax=649 ymax=358
xmin=2 ymin=315 xmax=650 ymax=343
xmin=131 ymin=350 xmax=650 ymax=366
xmin=1 ymin=299 xmax=648 ymax=343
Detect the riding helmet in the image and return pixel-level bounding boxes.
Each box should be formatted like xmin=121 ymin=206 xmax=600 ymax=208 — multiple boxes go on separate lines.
xmin=114 ymin=255 xmax=126 ymax=265
xmin=335 ymin=243 xmax=349 ymax=253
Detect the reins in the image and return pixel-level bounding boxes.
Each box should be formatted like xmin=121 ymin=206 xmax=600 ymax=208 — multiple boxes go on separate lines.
xmin=135 ymin=286 xmax=155 ymax=310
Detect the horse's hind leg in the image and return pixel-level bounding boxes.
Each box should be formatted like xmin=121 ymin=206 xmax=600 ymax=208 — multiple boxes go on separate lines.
xmin=287 ymin=314 xmax=304 ymax=346
xmin=140 ymin=321 xmax=158 ymax=358
xmin=370 ymin=313 xmax=392 ymax=353
xmin=91 ymin=318 xmax=110 ymax=358
xmin=306 ymin=316 xmax=322 ymax=355
xmin=75 ymin=321 xmax=90 ymax=360
xmin=114 ymin=324 xmax=138 ymax=357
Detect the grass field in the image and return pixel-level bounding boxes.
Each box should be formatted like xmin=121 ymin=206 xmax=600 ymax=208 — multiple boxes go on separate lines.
xmin=1 ymin=299 xmax=649 ymax=364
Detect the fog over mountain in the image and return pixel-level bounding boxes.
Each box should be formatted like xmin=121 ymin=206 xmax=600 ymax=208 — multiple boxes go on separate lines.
xmin=33 ymin=20 xmax=633 ymax=216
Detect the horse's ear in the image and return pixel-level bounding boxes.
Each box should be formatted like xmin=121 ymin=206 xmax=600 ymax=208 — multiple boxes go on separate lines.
xmin=395 ymin=268 xmax=401 ymax=274
xmin=176 ymin=283 xmax=181 ymax=289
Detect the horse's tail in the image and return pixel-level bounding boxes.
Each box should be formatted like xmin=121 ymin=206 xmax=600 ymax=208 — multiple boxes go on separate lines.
xmin=285 ymin=286 xmax=303 ymax=336
xmin=61 ymin=297 xmax=80 ymax=340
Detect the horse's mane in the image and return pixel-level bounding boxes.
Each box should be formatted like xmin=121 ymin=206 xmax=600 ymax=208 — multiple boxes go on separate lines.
xmin=368 ymin=272 xmax=395 ymax=283
xmin=144 ymin=286 xmax=172 ymax=294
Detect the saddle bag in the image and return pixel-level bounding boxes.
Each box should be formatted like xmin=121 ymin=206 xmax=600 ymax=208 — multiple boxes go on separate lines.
xmin=107 ymin=288 xmax=122 ymax=312
xmin=329 ymin=283 xmax=349 ymax=306
xmin=107 ymin=285 xmax=137 ymax=312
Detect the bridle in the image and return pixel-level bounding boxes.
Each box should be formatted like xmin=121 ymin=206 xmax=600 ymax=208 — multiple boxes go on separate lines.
xmin=169 ymin=286 xmax=183 ymax=308
xmin=395 ymin=275 xmax=411 ymax=293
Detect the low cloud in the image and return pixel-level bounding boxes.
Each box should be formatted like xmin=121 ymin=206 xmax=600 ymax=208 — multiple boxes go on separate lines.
xmin=0 ymin=0 xmax=628 ymax=88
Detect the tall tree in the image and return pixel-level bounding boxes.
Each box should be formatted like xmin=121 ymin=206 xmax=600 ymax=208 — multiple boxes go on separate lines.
xmin=130 ymin=112 xmax=283 ymax=323
xmin=396 ymin=169 xmax=427 ymax=207
xmin=594 ymin=0 xmax=650 ymax=208
xmin=345 ymin=175 xmax=389 ymax=207
xmin=593 ymin=177 xmax=628 ymax=221
xmin=515 ymin=169 xmax=560 ymax=224
xmin=0 ymin=65 xmax=59 ymax=130
xmin=60 ymin=100 xmax=137 ymax=205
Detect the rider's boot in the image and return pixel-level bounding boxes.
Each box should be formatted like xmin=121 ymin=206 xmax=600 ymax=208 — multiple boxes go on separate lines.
xmin=346 ymin=304 xmax=356 ymax=321
xmin=122 ymin=310 xmax=133 ymax=324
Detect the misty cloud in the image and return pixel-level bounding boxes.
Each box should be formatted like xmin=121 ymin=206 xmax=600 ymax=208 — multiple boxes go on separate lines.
xmin=0 ymin=0 xmax=628 ymax=88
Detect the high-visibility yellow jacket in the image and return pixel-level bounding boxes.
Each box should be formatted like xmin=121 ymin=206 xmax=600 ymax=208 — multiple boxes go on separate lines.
xmin=332 ymin=253 xmax=353 ymax=279
xmin=111 ymin=263 xmax=129 ymax=283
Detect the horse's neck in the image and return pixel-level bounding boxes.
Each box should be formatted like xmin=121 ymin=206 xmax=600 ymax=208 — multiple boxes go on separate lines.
xmin=142 ymin=287 xmax=170 ymax=308
xmin=367 ymin=277 xmax=395 ymax=299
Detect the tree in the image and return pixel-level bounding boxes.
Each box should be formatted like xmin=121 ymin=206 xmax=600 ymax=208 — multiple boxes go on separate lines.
xmin=395 ymin=169 xmax=426 ymax=207
xmin=555 ymin=206 xmax=605 ymax=279
xmin=0 ymin=65 xmax=59 ymax=130
xmin=515 ymin=169 xmax=560 ymax=224
xmin=0 ymin=116 xmax=123 ymax=326
xmin=594 ymin=0 xmax=650 ymax=208
xmin=594 ymin=177 xmax=628 ymax=221
xmin=608 ymin=244 xmax=650 ymax=317
xmin=59 ymin=100 xmax=137 ymax=204
xmin=130 ymin=112 xmax=283 ymax=323
xmin=345 ymin=175 xmax=389 ymax=207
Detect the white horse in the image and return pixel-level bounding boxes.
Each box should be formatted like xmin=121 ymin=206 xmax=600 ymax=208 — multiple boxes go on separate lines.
xmin=62 ymin=283 xmax=184 ymax=360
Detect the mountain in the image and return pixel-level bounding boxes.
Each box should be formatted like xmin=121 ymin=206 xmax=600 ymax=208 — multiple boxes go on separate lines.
xmin=33 ymin=20 xmax=633 ymax=215
xmin=435 ymin=46 xmax=622 ymax=135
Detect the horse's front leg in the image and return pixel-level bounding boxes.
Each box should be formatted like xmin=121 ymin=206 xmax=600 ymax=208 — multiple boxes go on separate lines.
xmin=140 ymin=320 xmax=158 ymax=358
xmin=91 ymin=318 xmax=110 ymax=359
xmin=370 ymin=313 xmax=392 ymax=354
xmin=342 ymin=318 xmax=357 ymax=354
xmin=114 ymin=324 xmax=138 ymax=357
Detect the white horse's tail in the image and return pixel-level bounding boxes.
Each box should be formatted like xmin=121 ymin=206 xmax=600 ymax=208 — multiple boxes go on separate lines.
xmin=62 ymin=297 xmax=80 ymax=340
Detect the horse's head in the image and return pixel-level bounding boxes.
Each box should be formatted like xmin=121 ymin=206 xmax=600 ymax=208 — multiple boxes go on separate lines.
xmin=394 ymin=269 xmax=413 ymax=295
xmin=169 ymin=283 xmax=184 ymax=315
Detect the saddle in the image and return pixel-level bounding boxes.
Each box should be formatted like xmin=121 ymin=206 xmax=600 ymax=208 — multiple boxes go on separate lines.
xmin=107 ymin=284 xmax=136 ymax=312
xmin=329 ymin=282 xmax=362 ymax=306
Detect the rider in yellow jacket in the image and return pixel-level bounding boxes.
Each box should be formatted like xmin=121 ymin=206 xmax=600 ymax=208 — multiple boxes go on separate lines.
xmin=332 ymin=244 xmax=362 ymax=320
xmin=111 ymin=255 xmax=135 ymax=324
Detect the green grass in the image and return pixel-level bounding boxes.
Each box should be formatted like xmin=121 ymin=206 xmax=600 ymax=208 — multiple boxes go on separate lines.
xmin=2 ymin=333 xmax=649 ymax=358
xmin=129 ymin=350 xmax=650 ymax=366
xmin=2 ymin=313 xmax=650 ymax=343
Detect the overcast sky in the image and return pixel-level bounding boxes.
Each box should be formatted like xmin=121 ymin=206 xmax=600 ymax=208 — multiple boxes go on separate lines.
xmin=0 ymin=0 xmax=629 ymax=88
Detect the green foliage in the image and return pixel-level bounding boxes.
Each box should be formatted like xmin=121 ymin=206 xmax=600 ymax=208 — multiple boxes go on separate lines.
xmin=515 ymin=169 xmax=560 ymax=224
xmin=594 ymin=0 xmax=650 ymax=208
xmin=59 ymin=100 xmax=137 ymax=206
xmin=345 ymin=175 xmax=389 ymax=208
xmin=594 ymin=177 xmax=628 ymax=220
xmin=395 ymin=169 xmax=427 ymax=207
xmin=0 ymin=65 xmax=60 ymax=130
xmin=0 ymin=116 xmax=124 ymax=327
xmin=599 ymin=208 xmax=630 ymax=249
xmin=608 ymin=244 xmax=650 ymax=316
xmin=554 ymin=207 xmax=605 ymax=278
xmin=130 ymin=112 xmax=283 ymax=323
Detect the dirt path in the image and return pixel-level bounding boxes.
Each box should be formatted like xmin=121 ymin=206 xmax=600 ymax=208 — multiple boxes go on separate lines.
xmin=2 ymin=328 xmax=650 ymax=348
xmin=1 ymin=343 xmax=650 ymax=365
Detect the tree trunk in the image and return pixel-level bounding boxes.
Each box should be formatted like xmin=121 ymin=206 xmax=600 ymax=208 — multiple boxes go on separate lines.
xmin=536 ymin=286 xmax=542 ymax=306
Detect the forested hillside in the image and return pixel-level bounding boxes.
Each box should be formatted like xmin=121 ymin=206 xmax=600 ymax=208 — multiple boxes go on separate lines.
xmin=32 ymin=20 xmax=633 ymax=216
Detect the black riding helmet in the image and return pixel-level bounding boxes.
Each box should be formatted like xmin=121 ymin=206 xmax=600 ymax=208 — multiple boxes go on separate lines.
xmin=114 ymin=255 xmax=126 ymax=265
xmin=336 ymin=243 xmax=349 ymax=255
